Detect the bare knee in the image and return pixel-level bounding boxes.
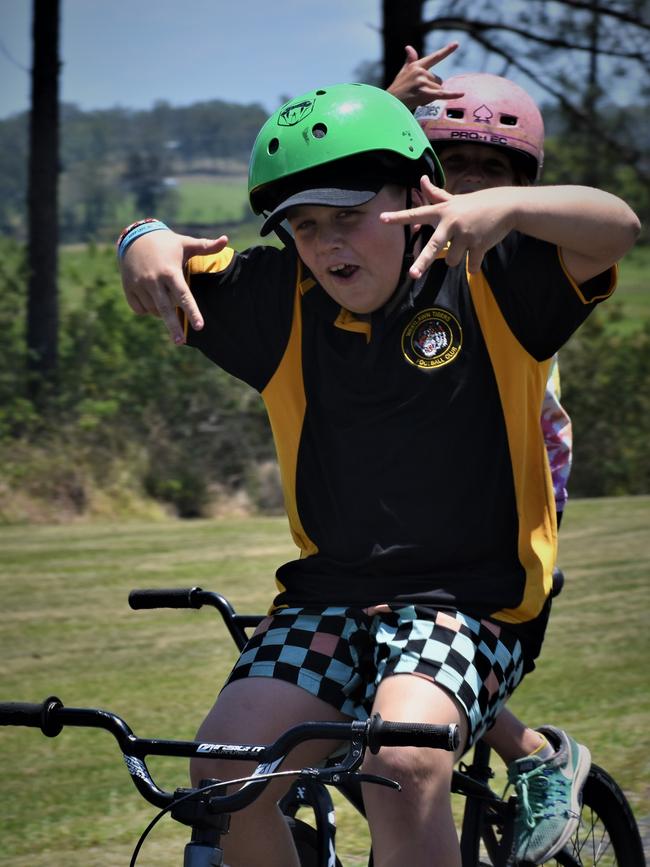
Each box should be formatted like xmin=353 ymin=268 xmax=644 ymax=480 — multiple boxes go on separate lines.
xmin=189 ymin=677 xmax=346 ymax=786
xmin=364 ymin=744 xmax=453 ymax=803
xmin=362 ymin=746 xmax=460 ymax=867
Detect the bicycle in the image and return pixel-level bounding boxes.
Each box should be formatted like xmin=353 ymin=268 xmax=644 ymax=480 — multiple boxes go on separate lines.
xmin=124 ymin=585 xmax=646 ymax=867
xmin=1 ymin=587 xmax=645 ymax=867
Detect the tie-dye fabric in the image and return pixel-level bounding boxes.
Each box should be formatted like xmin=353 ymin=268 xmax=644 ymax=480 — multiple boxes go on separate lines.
xmin=541 ymin=355 xmax=572 ymax=513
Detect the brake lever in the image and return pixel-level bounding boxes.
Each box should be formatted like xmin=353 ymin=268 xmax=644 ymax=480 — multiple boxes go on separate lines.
xmin=353 ymin=772 xmax=401 ymax=791
xmin=294 ymin=724 xmax=401 ymax=791
xmin=298 ymin=766 xmax=401 ymax=791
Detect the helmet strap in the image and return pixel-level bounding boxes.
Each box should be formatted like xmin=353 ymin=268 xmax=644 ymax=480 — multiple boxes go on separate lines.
xmin=270 ymin=220 xmax=295 ymax=249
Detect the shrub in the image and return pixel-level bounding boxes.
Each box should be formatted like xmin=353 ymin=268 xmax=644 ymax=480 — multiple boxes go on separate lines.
xmin=561 ymin=307 xmax=650 ymax=497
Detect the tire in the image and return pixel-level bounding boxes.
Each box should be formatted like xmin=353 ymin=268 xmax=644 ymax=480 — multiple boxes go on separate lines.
xmin=286 ymin=816 xmax=345 ymax=867
xmin=477 ymin=764 xmax=646 ymax=866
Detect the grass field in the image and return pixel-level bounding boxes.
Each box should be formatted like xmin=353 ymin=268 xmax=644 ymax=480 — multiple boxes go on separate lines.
xmin=1 ymin=497 xmax=649 ymax=865
xmin=175 ymin=174 xmax=250 ymax=225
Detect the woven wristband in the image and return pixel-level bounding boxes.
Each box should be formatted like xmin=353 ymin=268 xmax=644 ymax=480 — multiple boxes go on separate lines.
xmin=117 ymin=219 xmax=169 ymax=260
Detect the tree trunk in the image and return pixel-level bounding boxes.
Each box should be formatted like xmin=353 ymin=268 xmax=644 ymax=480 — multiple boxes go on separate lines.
xmin=382 ymin=0 xmax=426 ymax=88
xmin=27 ymin=0 xmax=61 ymax=397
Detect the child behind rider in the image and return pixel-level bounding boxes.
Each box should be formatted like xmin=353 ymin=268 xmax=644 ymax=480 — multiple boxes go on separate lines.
xmin=411 ymin=70 xmax=579 ymax=862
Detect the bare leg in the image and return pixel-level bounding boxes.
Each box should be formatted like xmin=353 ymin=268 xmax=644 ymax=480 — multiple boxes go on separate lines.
xmin=191 ymin=677 xmax=348 ymax=867
xmin=482 ymin=706 xmax=545 ymax=765
xmin=362 ymin=674 xmax=470 ymax=867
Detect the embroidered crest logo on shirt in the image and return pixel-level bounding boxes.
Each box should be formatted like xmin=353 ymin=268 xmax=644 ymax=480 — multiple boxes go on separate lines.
xmin=278 ymin=99 xmax=315 ymax=126
xmin=402 ymin=308 xmax=462 ymax=369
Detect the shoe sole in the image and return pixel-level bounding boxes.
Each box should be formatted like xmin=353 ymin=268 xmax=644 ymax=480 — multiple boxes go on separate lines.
xmin=539 ymin=743 xmax=592 ymax=860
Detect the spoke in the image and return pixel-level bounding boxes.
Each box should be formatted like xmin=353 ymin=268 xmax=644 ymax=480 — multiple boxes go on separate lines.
xmin=571 ymin=805 xmax=617 ymax=866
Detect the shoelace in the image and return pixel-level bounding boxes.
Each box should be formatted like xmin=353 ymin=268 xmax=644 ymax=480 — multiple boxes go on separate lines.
xmin=512 ymin=764 xmax=567 ymax=831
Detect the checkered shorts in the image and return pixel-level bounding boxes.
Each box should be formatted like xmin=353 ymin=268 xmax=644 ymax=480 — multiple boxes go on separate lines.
xmin=225 ymin=605 xmax=524 ymax=747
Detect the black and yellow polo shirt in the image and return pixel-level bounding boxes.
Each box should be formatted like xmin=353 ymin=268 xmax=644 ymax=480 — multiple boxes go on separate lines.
xmin=184 ymin=234 xmax=614 ymax=668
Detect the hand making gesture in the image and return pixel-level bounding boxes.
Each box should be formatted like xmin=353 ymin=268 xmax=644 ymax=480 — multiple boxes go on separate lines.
xmin=120 ymin=230 xmax=229 ymax=343
xmin=387 ymin=43 xmax=464 ymax=109
xmin=381 ymin=175 xmax=640 ymax=284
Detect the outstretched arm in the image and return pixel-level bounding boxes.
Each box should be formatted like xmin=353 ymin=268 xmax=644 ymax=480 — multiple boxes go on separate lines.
xmin=119 ymin=229 xmax=229 ymax=344
xmin=387 ymin=43 xmax=464 ymax=109
xmin=381 ymin=178 xmax=641 ymax=283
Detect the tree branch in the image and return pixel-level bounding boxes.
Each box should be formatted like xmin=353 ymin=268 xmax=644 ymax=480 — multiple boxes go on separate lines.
xmin=421 ymin=15 xmax=648 ymax=64
xmin=525 ymin=0 xmax=650 ymax=31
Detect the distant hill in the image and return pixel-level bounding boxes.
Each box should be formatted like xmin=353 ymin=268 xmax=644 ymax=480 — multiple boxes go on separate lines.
xmin=0 ymin=99 xmax=268 ymax=241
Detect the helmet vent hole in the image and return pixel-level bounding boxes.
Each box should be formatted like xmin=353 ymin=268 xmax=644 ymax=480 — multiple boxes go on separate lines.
xmin=312 ymin=123 xmax=328 ymax=139
xmin=500 ymin=114 xmax=518 ymax=125
xmin=268 ymin=138 xmax=280 ymax=154
xmin=316 ymin=89 xmax=327 ymax=95
xmin=447 ymin=109 xmax=464 ymax=119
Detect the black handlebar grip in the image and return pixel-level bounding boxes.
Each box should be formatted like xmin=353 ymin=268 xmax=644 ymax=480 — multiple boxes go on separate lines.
xmin=128 ymin=588 xmax=202 ymax=610
xmin=0 ymin=696 xmax=63 ymax=737
xmin=368 ymin=716 xmax=460 ymax=754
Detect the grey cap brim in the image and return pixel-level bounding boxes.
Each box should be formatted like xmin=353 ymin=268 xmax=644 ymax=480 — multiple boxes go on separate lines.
xmin=260 ymin=183 xmax=383 ymax=237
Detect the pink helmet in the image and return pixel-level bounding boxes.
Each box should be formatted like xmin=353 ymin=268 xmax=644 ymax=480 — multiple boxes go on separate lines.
xmin=415 ymin=73 xmax=544 ymax=182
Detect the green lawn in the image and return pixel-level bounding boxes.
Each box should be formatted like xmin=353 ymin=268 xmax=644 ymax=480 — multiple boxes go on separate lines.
xmin=1 ymin=497 xmax=649 ymax=865
xmin=175 ymin=174 xmax=249 ymax=225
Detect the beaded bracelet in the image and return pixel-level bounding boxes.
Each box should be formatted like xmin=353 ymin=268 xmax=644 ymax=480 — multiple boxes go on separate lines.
xmin=116 ymin=218 xmax=169 ymax=260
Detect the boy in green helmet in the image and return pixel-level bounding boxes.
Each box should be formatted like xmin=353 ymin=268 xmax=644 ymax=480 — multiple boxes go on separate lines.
xmin=118 ymin=84 xmax=639 ymax=866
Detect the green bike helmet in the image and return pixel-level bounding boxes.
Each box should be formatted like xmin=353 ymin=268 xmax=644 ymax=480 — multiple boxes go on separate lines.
xmin=248 ymin=83 xmax=444 ymax=236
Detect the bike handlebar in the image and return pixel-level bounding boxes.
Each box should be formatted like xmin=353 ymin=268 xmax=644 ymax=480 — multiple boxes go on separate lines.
xmin=128 ymin=587 xmax=261 ymax=649
xmin=129 ymin=587 xmax=201 ymax=609
xmin=0 ymin=696 xmax=65 ymax=736
xmin=0 ymin=697 xmax=459 ymax=813
xmin=129 ymin=587 xmax=257 ymax=619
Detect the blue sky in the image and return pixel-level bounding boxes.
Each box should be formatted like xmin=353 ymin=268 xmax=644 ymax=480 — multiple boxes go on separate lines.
xmin=1 ymin=1 xmax=641 ymax=121
xmin=1 ymin=0 xmax=387 ymax=118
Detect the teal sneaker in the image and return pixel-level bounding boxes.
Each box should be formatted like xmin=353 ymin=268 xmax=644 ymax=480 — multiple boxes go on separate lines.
xmin=507 ymin=726 xmax=591 ymax=864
